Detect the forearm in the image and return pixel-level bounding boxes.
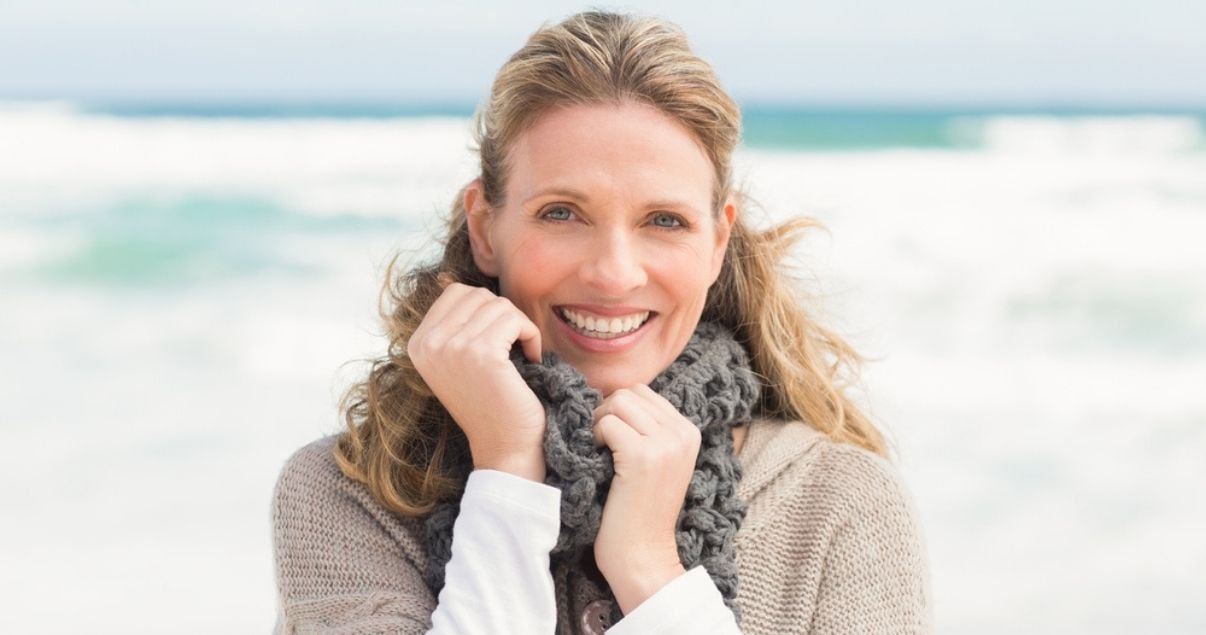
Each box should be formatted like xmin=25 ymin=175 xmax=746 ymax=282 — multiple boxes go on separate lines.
xmin=428 ymin=469 xmax=562 ymax=634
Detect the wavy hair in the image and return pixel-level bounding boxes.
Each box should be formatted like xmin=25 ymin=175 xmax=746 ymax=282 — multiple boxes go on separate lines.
xmin=335 ymin=11 xmax=889 ymax=516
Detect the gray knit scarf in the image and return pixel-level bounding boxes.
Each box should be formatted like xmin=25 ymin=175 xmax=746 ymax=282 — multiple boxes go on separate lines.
xmin=424 ymin=321 xmax=759 ymax=623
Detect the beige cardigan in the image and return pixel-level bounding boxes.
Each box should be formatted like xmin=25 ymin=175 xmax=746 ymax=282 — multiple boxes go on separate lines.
xmin=272 ymin=419 xmax=932 ymax=633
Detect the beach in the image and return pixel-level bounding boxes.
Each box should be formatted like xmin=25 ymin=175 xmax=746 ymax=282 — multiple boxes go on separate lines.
xmin=2 ymin=101 xmax=1204 ymax=633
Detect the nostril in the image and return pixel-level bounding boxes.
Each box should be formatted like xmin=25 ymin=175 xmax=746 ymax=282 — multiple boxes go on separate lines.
xmin=581 ymin=262 xmax=647 ymax=294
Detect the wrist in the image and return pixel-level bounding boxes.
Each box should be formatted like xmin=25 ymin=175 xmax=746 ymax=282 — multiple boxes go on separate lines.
xmin=472 ymin=447 xmax=546 ymax=482
xmin=604 ymin=558 xmax=686 ymax=615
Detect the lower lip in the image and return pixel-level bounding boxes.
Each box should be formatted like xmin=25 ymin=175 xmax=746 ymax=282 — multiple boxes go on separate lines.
xmin=555 ymin=310 xmax=655 ymax=353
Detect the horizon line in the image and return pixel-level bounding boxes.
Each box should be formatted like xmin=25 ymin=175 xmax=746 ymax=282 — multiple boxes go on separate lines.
xmin=4 ymin=97 xmax=1206 ymax=116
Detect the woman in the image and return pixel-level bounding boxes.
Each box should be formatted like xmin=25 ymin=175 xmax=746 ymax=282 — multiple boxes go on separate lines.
xmin=273 ymin=11 xmax=930 ymax=634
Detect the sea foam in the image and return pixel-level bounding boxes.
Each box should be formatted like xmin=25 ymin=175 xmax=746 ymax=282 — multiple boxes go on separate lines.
xmin=2 ymin=102 xmax=1204 ymax=634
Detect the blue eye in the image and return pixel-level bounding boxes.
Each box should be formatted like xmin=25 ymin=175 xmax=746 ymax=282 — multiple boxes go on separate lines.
xmin=543 ymin=206 xmax=573 ymax=221
xmin=652 ymin=213 xmax=683 ymax=228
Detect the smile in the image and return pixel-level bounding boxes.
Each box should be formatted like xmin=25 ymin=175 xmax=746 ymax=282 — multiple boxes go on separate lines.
xmin=556 ymin=307 xmax=653 ymax=340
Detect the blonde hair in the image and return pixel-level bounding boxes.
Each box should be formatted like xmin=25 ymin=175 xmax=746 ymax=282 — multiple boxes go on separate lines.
xmin=335 ymin=11 xmax=888 ymax=516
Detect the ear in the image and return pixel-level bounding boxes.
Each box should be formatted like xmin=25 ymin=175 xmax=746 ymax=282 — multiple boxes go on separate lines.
xmin=710 ymin=197 xmax=737 ymax=281
xmin=464 ymin=179 xmax=500 ymax=277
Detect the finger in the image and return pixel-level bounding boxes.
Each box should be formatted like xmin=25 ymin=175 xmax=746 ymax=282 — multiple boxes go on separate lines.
xmin=594 ymin=389 xmax=660 ymax=436
xmin=458 ymin=296 xmax=516 ymax=338
xmin=471 ymin=296 xmax=542 ymax=362
xmin=461 ymin=301 xmax=543 ymax=363
xmin=514 ymin=314 xmax=543 ymax=363
xmin=431 ymin=285 xmax=498 ymax=335
xmin=631 ymin=384 xmax=684 ymax=423
xmin=436 ymin=272 xmax=455 ymax=289
xmin=593 ymin=412 xmax=642 ymax=450
xmin=629 ymin=385 xmax=702 ymax=445
xmin=420 ymin=282 xmax=479 ymax=331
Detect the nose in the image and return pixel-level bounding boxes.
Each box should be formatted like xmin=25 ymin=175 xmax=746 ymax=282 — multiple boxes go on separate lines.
xmin=579 ymin=228 xmax=647 ymax=296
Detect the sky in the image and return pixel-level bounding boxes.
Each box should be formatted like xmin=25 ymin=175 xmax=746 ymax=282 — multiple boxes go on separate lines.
xmin=1 ymin=0 xmax=1205 ymax=106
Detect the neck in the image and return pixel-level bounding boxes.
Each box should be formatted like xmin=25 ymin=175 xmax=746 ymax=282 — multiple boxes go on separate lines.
xmin=732 ymin=424 xmax=748 ymax=455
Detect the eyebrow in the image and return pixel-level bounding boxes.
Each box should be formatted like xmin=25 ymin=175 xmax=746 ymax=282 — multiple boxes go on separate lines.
xmin=525 ymin=187 xmax=590 ymax=204
xmin=525 ymin=186 xmax=703 ymax=215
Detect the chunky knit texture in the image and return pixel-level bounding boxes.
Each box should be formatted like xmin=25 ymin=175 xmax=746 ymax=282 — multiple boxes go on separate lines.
xmin=422 ymin=322 xmax=758 ymax=624
xmin=272 ymin=418 xmax=932 ymax=633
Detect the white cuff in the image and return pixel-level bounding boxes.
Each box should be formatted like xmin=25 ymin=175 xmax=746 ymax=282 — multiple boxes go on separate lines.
xmin=606 ymin=566 xmax=740 ymax=634
xmin=463 ymin=469 xmax=562 ymax=523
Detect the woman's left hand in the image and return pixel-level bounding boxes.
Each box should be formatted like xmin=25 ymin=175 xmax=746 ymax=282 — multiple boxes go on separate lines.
xmin=591 ymin=385 xmax=701 ymax=614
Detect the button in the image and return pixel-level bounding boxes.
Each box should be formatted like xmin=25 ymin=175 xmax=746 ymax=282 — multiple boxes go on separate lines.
xmin=579 ymin=599 xmax=614 ymax=634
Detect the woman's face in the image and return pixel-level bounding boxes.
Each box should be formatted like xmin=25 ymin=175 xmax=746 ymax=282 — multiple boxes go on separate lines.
xmin=466 ymin=101 xmax=735 ymax=396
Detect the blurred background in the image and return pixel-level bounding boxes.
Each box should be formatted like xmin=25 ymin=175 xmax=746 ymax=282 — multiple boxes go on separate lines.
xmin=2 ymin=1 xmax=1204 ymax=633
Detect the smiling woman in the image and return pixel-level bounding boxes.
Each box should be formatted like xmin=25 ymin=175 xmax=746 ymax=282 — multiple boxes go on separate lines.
xmin=464 ymin=101 xmax=733 ymax=396
xmin=271 ymin=10 xmax=931 ymax=634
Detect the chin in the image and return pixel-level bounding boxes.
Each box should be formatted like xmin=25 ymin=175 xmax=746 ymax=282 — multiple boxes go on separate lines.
xmin=583 ymin=372 xmax=621 ymax=397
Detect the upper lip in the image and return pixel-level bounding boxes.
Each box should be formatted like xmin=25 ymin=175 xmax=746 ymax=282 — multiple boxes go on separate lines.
xmin=557 ymin=304 xmax=655 ymax=317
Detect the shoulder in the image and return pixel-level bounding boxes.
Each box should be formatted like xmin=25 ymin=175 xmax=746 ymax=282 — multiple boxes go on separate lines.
xmin=273 ymin=434 xmax=366 ymax=524
xmin=272 ymin=436 xmax=439 ymax=632
xmin=742 ymin=418 xmax=918 ymax=522
xmin=275 ymin=434 xmax=341 ymax=495
xmin=272 ymin=434 xmax=429 ymax=576
xmin=738 ymin=418 xmax=927 ymax=564
xmin=735 ymin=421 xmax=932 ymax=631
xmin=808 ymin=431 xmax=919 ymax=524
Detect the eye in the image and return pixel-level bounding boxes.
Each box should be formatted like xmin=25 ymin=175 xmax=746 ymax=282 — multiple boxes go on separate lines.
xmin=541 ymin=205 xmax=574 ymax=221
xmin=651 ymin=212 xmax=684 ymax=229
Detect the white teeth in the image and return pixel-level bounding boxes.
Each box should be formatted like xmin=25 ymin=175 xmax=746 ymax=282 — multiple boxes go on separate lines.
xmin=560 ymin=308 xmax=651 ymax=339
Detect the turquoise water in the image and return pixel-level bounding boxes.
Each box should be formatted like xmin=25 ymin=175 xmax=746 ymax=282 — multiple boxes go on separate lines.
xmin=2 ymin=100 xmax=1204 ymax=633
xmin=27 ymin=194 xmax=404 ymax=287
xmin=78 ymin=100 xmax=1206 ymax=150
xmin=742 ymin=106 xmax=1206 ymax=150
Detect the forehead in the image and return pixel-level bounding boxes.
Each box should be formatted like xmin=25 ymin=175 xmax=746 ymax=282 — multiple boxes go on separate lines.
xmin=505 ymin=101 xmax=714 ymax=206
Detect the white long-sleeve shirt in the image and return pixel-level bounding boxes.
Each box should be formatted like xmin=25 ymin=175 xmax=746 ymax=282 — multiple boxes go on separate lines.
xmin=429 ymin=469 xmax=739 ymax=634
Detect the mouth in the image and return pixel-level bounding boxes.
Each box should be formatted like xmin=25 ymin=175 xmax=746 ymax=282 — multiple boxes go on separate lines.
xmin=555 ymin=306 xmax=656 ymax=340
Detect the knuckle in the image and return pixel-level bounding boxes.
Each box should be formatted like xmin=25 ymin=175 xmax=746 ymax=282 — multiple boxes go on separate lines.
xmin=628 ymin=443 xmax=652 ymax=463
xmin=410 ymin=334 xmax=435 ymax=354
xmin=610 ymin=388 xmax=636 ymax=405
xmin=408 ymin=347 xmax=426 ymax=368
xmin=684 ymin=432 xmax=702 ymax=453
xmin=684 ymin=424 xmax=702 ymax=442
xmin=444 ymin=335 xmax=469 ymax=354
xmin=594 ymin=414 xmax=617 ymax=436
xmin=467 ymin=344 xmax=494 ymax=365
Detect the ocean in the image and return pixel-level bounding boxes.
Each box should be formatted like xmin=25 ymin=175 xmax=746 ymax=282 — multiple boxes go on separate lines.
xmin=1 ymin=100 xmax=1204 ymax=633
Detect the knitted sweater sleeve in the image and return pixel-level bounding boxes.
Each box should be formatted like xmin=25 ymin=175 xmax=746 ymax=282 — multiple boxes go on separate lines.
xmin=271 ymin=437 xmax=561 ymax=634
xmin=807 ymin=445 xmax=932 ymax=634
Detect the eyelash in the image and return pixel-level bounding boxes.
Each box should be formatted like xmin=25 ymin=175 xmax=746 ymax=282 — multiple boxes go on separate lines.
xmin=541 ymin=205 xmax=575 ymax=222
xmin=651 ymin=213 xmax=686 ymax=229
xmin=539 ymin=205 xmax=689 ymax=231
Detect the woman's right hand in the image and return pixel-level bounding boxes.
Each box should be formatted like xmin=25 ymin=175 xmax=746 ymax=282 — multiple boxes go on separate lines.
xmin=408 ymin=279 xmax=547 ymax=482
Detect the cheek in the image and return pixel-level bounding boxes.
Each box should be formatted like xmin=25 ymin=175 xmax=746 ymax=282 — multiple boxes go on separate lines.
xmin=498 ymin=236 xmax=571 ymax=301
xmin=648 ymin=240 xmax=720 ymax=297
